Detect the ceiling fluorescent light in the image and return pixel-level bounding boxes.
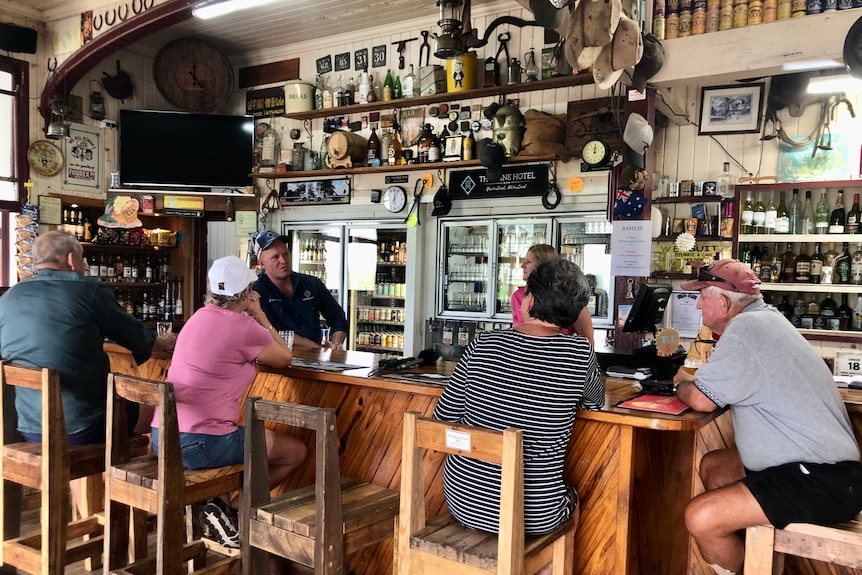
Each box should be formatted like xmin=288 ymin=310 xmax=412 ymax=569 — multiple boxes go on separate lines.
xmin=782 ymin=59 xmax=843 ymax=72
xmin=807 ymin=73 xmax=862 ymax=94
xmin=193 ymin=0 xmax=279 ymax=20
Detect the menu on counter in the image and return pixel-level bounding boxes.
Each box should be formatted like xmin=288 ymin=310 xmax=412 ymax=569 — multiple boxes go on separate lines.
xmin=616 ymin=393 xmax=690 ymax=416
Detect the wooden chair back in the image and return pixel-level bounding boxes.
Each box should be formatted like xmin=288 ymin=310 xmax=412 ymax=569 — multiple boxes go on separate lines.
xmin=744 ymin=514 xmax=862 ymax=574
xmin=242 ymin=397 xmax=399 ymax=575
xmin=0 ymin=362 xmax=104 ymax=575
xmin=399 ymin=410 xmax=575 ymax=575
xmin=104 ymin=372 xmax=241 ymax=575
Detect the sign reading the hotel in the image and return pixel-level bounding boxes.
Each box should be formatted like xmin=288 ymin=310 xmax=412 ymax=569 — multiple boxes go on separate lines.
xmin=447 ymin=165 xmax=548 ymax=200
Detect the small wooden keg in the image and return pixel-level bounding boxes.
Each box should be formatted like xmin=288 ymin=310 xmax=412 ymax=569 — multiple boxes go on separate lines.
xmin=326 ymin=131 xmax=368 ymax=168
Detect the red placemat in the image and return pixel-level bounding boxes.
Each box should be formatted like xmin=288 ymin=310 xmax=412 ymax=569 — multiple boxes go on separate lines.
xmin=616 ymin=393 xmax=691 ymax=416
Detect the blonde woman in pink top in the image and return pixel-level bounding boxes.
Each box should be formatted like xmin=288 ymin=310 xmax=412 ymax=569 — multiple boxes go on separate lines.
xmin=511 ymin=244 xmax=595 ymax=346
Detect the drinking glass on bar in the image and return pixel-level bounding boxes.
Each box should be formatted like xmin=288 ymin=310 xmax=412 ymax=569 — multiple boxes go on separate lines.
xmin=156 ymin=321 xmax=173 ymax=337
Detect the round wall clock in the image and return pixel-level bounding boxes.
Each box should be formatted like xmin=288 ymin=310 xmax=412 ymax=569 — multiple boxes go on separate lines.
xmin=582 ymin=139 xmax=611 ymax=168
xmin=27 ymin=140 xmax=64 ymax=177
xmin=383 ymin=185 xmax=407 ymax=213
xmin=153 ymin=37 xmax=234 ymax=113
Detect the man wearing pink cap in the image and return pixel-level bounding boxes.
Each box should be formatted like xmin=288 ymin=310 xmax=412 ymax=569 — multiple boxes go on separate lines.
xmin=672 ymin=259 xmax=862 ymax=575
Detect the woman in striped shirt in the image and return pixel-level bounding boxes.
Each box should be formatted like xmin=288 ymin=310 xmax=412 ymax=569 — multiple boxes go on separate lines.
xmin=434 ymin=256 xmax=605 ymax=542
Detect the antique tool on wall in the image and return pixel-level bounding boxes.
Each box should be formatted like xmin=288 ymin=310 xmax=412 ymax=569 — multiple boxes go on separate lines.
xmin=391 ymin=38 xmax=418 ymax=69
xmin=419 ymin=30 xmax=431 ymax=67
xmin=484 ymin=32 xmax=510 ymax=87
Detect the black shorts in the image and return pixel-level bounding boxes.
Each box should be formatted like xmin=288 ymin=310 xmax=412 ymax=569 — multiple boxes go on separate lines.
xmin=742 ymin=460 xmax=862 ymax=529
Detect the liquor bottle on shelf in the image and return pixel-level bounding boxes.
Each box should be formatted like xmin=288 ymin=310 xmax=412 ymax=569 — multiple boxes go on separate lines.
xmin=99 ymin=253 xmax=109 ymax=279
xmin=837 ymin=242 xmax=852 ymax=283
xmin=828 ymin=189 xmax=846 ymax=233
xmin=174 ymin=278 xmax=183 ymax=320
xmin=344 ymin=77 xmax=355 ymax=106
xmin=442 ymin=321 xmax=454 ymax=345
xmin=428 ymin=125 xmax=441 ymax=163
xmin=366 ymin=126 xmax=380 ymax=166
xmin=780 ymin=242 xmax=796 ymax=282
xmin=807 ymin=294 xmax=821 ymax=315
xmin=821 ymin=293 xmax=838 ymax=319
xmin=777 ymin=295 xmax=794 ymax=320
xmin=88 ymin=255 xmax=99 ymax=278
xmin=794 ymin=243 xmax=810 ymax=282
xmin=775 ymin=191 xmax=790 ymax=233
xmin=403 ymin=64 xmax=419 ymax=98
xmin=259 ymin=123 xmax=281 ymax=168
xmin=717 ymin=161 xmax=736 ymax=198
xmin=314 ymin=74 xmax=324 ymax=109
xmin=322 ymin=75 xmax=334 ymax=109
xmin=372 ymin=73 xmax=383 ymax=102
xmin=394 ymin=74 xmax=403 ymax=99
xmin=383 ymin=69 xmax=394 ymax=101
xmin=847 ymin=193 xmax=861 ymax=234
xmin=852 ymin=243 xmax=862 ymax=285
xmin=768 ymin=243 xmax=782 ymax=283
xmin=358 ymin=71 xmax=370 ymax=104
xmin=389 ymin=122 xmax=404 ymax=165
xmin=464 ymin=130 xmax=475 ymax=161
xmin=810 ymin=242 xmax=824 ymax=284
xmin=794 ymin=293 xmax=807 ymax=318
xmin=739 ymin=243 xmax=752 ymax=268
xmin=740 ymin=191 xmax=754 ymax=234
xmin=815 ymin=191 xmax=830 ymax=234
xmin=764 ymin=191 xmax=778 ymax=234
xmin=801 ymin=190 xmax=815 ymax=234
xmin=457 ymin=323 xmax=470 ymax=347
xmin=751 ymin=244 xmax=763 ymax=277
xmin=854 ymin=295 xmax=862 ymax=330
xmin=62 ymin=208 xmax=70 ymax=234
xmin=753 ymin=192 xmax=766 ymax=234
xmin=417 ymin=124 xmax=432 ymax=163
xmin=334 ymin=75 xmax=345 ymax=107
xmin=838 ymin=294 xmax=853 ymax=330
xmin=788 ymin=189 xmax=802 ymax=234
xmin=823 ymin=242 xmax=839 ymax=283
xmin=757 ymin=245 xmax=771 ymax=282
xmin=75 ymin=210 xmax=84 ymax=240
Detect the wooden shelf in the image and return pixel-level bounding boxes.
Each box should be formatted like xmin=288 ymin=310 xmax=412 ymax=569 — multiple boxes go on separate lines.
xmin=654 ymin=235 xmax=730 ymax=242
xmin=737 ymin=180 xmax=862 ymax=192
xmin=281 ymin=75 xmax=593 ymax=121
xmin=83 ymin=242 xmax=175 ymax=251
xmin=250 ymin=154 xmax=560 ymax=180
xmin=653 ymin=196 xmax=729 ymax=204
xmin=756 ymin=283 xmax=861 ymax=294
xmin=738 ymin=234 xmax=862 ymax=243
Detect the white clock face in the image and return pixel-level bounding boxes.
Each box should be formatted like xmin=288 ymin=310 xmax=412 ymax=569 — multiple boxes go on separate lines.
xmin=582 ymin=140 xmax=609 ymax=166
xmin=383 ymin=186 xmax=407 ymax=213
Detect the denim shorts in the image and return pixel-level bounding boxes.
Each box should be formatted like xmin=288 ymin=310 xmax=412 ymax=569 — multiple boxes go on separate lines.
xmin=21 ymin=403 xmax=140 ymax=445
xmin=151 ymin=426 xmax=245 ymax=470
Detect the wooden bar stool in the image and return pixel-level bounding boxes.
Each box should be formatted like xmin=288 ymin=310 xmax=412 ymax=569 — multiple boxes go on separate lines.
xmin=0 ymin=363 xmax=105 ymax=575
xmin=744 ymin=513 xmax=862 ymax=574
xmin=241 ymin=397 xmax=399 ymax=575
xmin=104 ymin=373 xmax=242 ymax=575
xmin=397 ymin=411 xmax=576 ymax=575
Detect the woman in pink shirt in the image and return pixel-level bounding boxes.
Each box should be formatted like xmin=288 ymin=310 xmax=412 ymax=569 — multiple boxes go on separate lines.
xmin=152 ymin=256 xmax=306 ymax=549
xmin=511 ymin=244 xmax=595 ymax=346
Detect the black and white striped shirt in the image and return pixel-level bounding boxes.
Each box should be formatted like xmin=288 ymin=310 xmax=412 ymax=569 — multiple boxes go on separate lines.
xmin=433 ymin=329 xmax=605 ymax=535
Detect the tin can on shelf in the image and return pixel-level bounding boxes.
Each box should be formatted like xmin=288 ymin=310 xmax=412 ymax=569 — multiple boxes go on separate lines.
xmin=141 ymin=195 xmax=154 ymax=214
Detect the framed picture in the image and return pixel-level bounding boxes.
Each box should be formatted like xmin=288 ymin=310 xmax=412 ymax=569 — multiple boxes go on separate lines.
xmin=62 ymin=122 xmax=102 ymax=193
xmin=698 ymin=83 xmax=765 ymax=135
xmin=443 ymin=135 xmax=464 ymax=161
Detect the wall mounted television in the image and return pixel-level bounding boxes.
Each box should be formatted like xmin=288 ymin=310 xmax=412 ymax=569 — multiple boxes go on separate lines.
xmin=119 ymin=109 xmax=254 ymax=191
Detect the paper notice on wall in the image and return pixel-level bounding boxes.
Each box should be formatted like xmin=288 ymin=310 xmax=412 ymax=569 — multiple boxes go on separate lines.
xmin=670 ymin=291 xmax=702 ymax=338
xmin=610 ymin=220 xmax=652 ymax=277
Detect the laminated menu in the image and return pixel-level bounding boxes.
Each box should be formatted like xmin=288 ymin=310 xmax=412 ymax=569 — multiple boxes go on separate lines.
xmin=616 ymin=393 xmax=691 ymax=416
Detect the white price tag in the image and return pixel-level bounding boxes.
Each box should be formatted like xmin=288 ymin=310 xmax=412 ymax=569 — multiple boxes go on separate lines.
xmin=444 ymin=429 xmax=471 ymax=452
xmin=834 ymin=351 xmax=862 ymax=377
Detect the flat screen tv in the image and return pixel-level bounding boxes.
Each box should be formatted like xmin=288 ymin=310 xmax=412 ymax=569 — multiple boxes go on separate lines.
xmin=623 ymin=283 xmax=672 ymax=336
xmin=119 ymin=109 xmax=254 ymax=191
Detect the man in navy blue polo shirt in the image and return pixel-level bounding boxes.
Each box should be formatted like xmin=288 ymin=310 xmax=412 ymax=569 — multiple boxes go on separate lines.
xmin=252 ymin=230 xmax=348 ymax=350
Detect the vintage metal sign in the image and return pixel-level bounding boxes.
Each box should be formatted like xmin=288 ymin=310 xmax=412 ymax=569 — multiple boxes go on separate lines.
xmin=246 ymin=86 xmax=285 ymax=118
xmin=447 ymin=164 xmax=548 ymax=200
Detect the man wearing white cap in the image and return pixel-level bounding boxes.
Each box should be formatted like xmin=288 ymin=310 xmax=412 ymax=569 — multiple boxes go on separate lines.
xmin=252 ymin=230 xmax=348 ymax=350
xmin=672 ymin=259 xmax=862 ymax=575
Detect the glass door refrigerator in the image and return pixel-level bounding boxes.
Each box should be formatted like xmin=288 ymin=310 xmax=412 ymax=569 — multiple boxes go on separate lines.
xmin=283 ymin=225 xmax=344 ymax=309
xmin=554 ymin=216 xmax=614 ymax=329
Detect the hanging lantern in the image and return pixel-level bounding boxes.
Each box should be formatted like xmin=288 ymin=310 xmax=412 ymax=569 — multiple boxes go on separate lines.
xmin=435 ymin=0 xmax=465 ymax=59
xmin=89 ymin=80 xmax=106 ymax=121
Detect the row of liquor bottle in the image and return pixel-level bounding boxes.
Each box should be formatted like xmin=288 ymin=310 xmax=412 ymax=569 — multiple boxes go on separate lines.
xmin=773 ymin=292 xmax=862 ymax=331
xmin=83 ymin=252 xmax=172 ymax=284
xmin=60 ymin=208 xmax=94 ymax=242
xmin=365 ymin=122 xmax=476 ymax=166
xmin=653 ymin=0 xmax=861 ymax=40
xmin=113 ymin=279 xmax=184 ymax=322
xmin=739 ymin=241 xmax=862 ymax=284
xmin=313 ymin=66 xmax=421 ymax=110
xmin=356 ymin=330 xmax=405 ymax=351
xmin=739 ymin=190 xmax=861 ymax=235
xmin=297 ymin=239 xmax=327 ymax=263
xmin=378 ymin=240 xmax=408 ymax=264
xmin=357 ymin=306 xmax=405 ymax=324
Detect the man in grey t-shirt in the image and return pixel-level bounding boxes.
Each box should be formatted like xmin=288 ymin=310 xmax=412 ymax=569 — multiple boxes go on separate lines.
xmin=673 ymin=258 xmax=862 ymax=575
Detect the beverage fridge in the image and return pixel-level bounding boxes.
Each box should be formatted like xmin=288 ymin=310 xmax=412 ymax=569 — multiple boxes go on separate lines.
xmin=282 ymin=222 xmax=414 ymax=356
xmin=436 ymin=214 xmax=613 ymax=328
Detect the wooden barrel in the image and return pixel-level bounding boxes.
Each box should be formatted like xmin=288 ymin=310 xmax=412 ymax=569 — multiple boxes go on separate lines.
xmin=326 ymin=131 xmax=368 ymax=168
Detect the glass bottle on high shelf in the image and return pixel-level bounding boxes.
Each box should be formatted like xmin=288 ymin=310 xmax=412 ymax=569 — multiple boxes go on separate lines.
xmin=334 ymin=75 xmax=345 ymax=107
xmin=829 ymin=189 xmax=846 ymax=234
xmin=372 ymin=73 xmax=383 ymax=102
xmin=775 ymin=191 xmax=790 ymax=234
xmin=780 ymin=242 xmax=796 ymax=283
xmin=815 ymin=191 xmax=830 ymax=234
xmin=314 ymin=74 xmax=324 ymax=110
xmin=366 ymin=126 xmax=380 ymax=166
xmin=837 ymin=242 xmax=852 ymax=284
xmin=751 ymin=244 xmax=763 ymax=277
xmin=822 ymin=242 xmax=839 ymax=284
xmin=389 ymin=121 xmax=404 ymax=165
xmin=403 ymin=64 xmax=419 ymax=98
xmin=428 ymin=125 xmax=441 ymax=163
xmin=777 ymin=295 xmax=794 ymax=321
xmin=794 ymin=242 xmax=810 ymax=282
xmin=344 ymin=77 xmax=355 ymax=106
xmin=788 ymin=189 xmax=802 ymax=234
xmin=820 ymin=293 xmax=838 ymax=318
xmin=383 ymin=69 xmax=394 ymax=101
xmin=807 ymin=294 xmax=821 ymax=315
xmin=801 ymin=190 xmax=815 ymax=234
xmin=258 ymin=123 xmax=280 ymax=168
xmin=838 ymin=294 xmax=853 ymax=330
xmin=394 ymin=74 xmax=403 ymax=100
xmin=847 ymin=193 xmax=861 ymax=234
xmin=752 ymin=192 xmax=766 ymax=234
xmin=739 ymin=243 xmax=752 ymax=268
xmin=764 ymin=191 xmax=778 ymax=234
xmin=740 ymin=191 xmax=754 ymax=234
xmin=852 ymin=242 xmax=862 ymax=285
xmin=322 ymin=75 xmax=334 ymax=109
xmin=769 ymin=244 xmax=782 ymax=283
xmin=810 ymin=242 xmax=823 ymax=284
xmin=717 ymin=161 xmax=736 ymax=198
xmin=359 ymin=71 xmax=370 ymax=104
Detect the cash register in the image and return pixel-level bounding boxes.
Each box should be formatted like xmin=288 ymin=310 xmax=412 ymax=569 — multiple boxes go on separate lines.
xmin=597 ymin=283 xmax=685 ymax=388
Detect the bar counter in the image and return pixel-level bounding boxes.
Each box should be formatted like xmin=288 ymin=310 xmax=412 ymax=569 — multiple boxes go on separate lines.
xmin=105 ymin=343 xmax=862 ymax=575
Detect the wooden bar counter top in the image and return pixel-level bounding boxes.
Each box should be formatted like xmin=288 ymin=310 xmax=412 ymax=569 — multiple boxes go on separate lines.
xmin=105 ymin=342 xmax=862 ymax=575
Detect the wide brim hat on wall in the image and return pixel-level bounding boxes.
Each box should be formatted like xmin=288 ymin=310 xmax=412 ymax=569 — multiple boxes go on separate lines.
xmin=630 ymin=32 xmax=665 ymax=91
xmin=530 ymin=0 xmax=572 ymax=31
xmin=565 ymin=0 xmax=623 ymax=70
xmin=592 ymin=15 xmax=642 ymax=90
xmin=622 ymin=112 xmax=654 ymax=169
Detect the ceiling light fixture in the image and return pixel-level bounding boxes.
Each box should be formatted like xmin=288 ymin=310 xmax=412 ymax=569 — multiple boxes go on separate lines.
xmin=807 ymin=72 xmax=862 ymax=94
xmin=193 ymin=0 xmax=280 ymax=20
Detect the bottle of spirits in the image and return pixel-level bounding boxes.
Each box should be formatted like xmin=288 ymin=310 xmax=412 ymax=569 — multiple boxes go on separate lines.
xmin=174 ymin=278 xmax=183 ymax=320
xmin=810 ymin=241 xmax=823 ymax=284
xmin=366 ymin=126 xmax=380 ymax=166
xmin=314 ymin=74 xmax=324 ymax=109
xmin=788 ymin=188 xmax=802 ymax=234
xmin=394 ymin=74 xmax=403 ymax=99
xmin=379 ymin=129 xmax=391 ymax=166
xmin=372 ymin=73 xmax=383 ymax=102
xmin=438 ymin=125 xmax=450 ymax=159
xmin=823 ymin=241 xmax=839 ymax=283
xmin=820 ymin=293 xmax=837 ymax=317
xmin=801 ymin=190 xmax=815 ymax=234
xmin=751 ymin=244 xmax=763 ymax=277
xmin=457 ymin=323 xmax=470 ymax=346
xmin=837 ymin=242 xmax=852 ymax=283
xmin=258 ymin=123 xmax=280 ymax=168
xmin=807 ymin=294 xmax=821 ymax=315
xmin=829 ymin=189 xmax=846 ymax=233
xmin=334 ymin=75 xmax=344 ymax=107
xmin=739 ymin=243 xmax=752 ymax=268
xmin=383 ymin=69 xmax=394 ymax=101
xmin=794 ymin=242 xmax=810 ymax=282
xmin=775 ymin=191 xmax=790 ymax=233
xmin=740 ymin=191 xmax=754 ymax=234
xmin=847 ymin=193 xmax=861 ymax=233
xmin=428 ymin=125 xmax=441 ymax=162
xmin=780 ymin=242 xmax=796 ymax=282
xmin=764 ymin=191 xmax=778 ymax=234
xmin=753 ymin=192 xmax=766 ymax=234
xmin=441 ymin=321 xmax=454 ymax=345
xmin=403 ymin=64 xmax=418 ymax=98
xmin=716 ymin=161 xmax=736 ymax=198
xmin=359 ymin=71 xmax=370 ymax=104
xmin=815 ymin=191 xmax=830 ymax=234
xmin=852 ymin=242 xmax=862 ymax=285
xmin=83 ymin=213 xmax=92 ymax=242
xmin=75 ymin=210 xmax=84 ymax=240
xmin=322 ymin=75 xmax=333 ymax=109
xmin=388 ymin=122 xmax=403 ymax=165
xmin=854 ymin=295 xmax=862 ymax=330
xmin=777 ymin=295 xmax=794 ymax=320
xmin=793 ymin=293 xmax=808 ymax=318
xmin=344 ymin=77 xmax=355 ymax=106
xmin=838 ymin=293 xmax=853 ymax=330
